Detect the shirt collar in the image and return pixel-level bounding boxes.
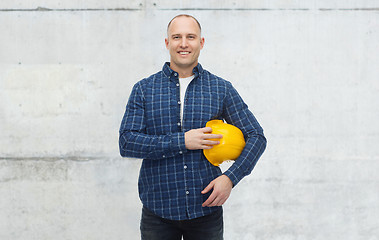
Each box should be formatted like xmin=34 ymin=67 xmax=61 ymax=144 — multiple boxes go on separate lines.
xmin=162 ymin=62 xmax=204 ymax=81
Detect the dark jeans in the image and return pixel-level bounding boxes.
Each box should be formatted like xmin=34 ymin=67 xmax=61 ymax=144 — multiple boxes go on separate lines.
xmin=140 ymin=207 xmax=224 ymax=240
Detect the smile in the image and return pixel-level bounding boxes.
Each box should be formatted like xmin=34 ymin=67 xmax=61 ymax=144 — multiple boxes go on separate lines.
xmin=178 ymin=51 xmax=190 ymax=55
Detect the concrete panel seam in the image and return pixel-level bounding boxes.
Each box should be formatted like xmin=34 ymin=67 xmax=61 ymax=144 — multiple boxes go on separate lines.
xmin=1 ymin=7 xmax=379 ymax=12
xmin=0 ymin=6 xmax=142 ymax=12
xmin=157 ymin=7 xmax=379 ymax=11
xmin=319 ymin=8 xmax=379 ymax=11
xmin=0 ymin=157 xmax=107 ymax=162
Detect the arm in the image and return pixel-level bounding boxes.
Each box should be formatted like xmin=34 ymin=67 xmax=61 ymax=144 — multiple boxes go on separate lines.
xmin=119 ymin=81 xmax=187 ymax=160
xmin=119 ymin=82 xmax=223 ymax=160
xmin=202 ymin=82 xmax=266 ymax=207
xmin=222 ymin=82 xmax=267 ymax=186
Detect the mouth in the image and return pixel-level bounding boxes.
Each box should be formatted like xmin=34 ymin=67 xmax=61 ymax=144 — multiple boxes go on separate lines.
xmin=178 ymin=51 xmax=190 ymax=56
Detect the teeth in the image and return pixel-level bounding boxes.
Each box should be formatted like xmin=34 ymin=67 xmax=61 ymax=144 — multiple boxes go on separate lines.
xmin=179 ymin=52 xmax=189 ymax=54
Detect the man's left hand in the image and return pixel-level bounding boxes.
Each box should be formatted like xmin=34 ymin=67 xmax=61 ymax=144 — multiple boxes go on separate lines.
xmin=202 ymin=175 xmax=233 ymax=207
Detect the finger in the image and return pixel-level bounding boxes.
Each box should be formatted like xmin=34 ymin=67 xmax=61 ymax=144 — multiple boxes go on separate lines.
xmin=203 ymin=134 xmax=223 ymax=139
xmin=217 ymin=198 xmax=227 ymax=206
xmin=202 ymin=140 xmax=220 ymax=146
xmin=202 ymin=192 xmax=217 ymax=207
xmin=201 ymin=145 xmax=213 ymax=150
xmin=214 ymin=196 xmax=227 ymax=206
xmin=201 ymin=181 xmax=214 ymax=194
xmin=201 ymin=127 xmax=213 ymax=133
xmin=208 ymin=197 xmax=221 ymax=207
xmin=209 ymin=194 xmax=228 ymax=207
xmin=210 ymin=193 xmax=228 ymax=207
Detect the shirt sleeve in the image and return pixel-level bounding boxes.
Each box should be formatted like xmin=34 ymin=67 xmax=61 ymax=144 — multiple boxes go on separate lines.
xmin=221 ymin=82 xmax=267 ymax=186
xmin=119 ymin=81 xmax=187 ymax=160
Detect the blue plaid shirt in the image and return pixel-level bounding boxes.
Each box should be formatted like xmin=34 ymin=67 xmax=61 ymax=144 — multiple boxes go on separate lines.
xmin=119 ymin=62 xmax=266 ymax=220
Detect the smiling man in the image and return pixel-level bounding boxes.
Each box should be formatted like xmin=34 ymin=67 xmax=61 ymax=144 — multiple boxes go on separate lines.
xmin=119 ymin=14 xmax=266 ymax=240
xmin=165 ymin=16 xmax=204 ymax=78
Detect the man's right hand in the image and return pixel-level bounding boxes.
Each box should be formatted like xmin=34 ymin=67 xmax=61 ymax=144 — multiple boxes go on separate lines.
xmin=184 ymin=127 xmax=223 ymax=150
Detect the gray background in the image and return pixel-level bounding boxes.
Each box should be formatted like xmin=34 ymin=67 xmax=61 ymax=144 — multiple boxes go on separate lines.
xmin=1 ymin=1 xmax=379 ymax=239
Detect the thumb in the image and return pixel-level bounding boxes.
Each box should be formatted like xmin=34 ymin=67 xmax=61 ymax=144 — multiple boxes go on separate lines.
xmin=201 ymin=181 xmax=215 ymax=194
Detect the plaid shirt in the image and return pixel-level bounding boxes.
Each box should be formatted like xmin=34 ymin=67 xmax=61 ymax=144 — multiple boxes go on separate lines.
xmin=119 ymin=63 xmax=266 ymax=220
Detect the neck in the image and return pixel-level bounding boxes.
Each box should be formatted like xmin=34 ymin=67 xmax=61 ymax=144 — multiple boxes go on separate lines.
xmin=169 ymin=62 xmax=197 ymax=78
xmin=178 ymin=70 xmax=194 ymax=78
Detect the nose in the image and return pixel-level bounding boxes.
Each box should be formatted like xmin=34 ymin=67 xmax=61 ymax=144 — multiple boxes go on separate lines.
xmin=179 ymin=38 xmax=188 ymax=48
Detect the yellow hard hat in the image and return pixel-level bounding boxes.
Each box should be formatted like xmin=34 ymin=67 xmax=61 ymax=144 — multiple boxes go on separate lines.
xmin=203 ymin=120 xmax=246 ymax=166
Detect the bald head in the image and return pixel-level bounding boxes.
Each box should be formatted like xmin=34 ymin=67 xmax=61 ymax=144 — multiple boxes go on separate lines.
xmin=167 ymin=14 xmax=202 ymax=36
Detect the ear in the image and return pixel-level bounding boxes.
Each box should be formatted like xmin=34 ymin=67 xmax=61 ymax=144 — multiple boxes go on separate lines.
xmin=165 ymin=38 xmax=169 ymax=49
xmin=200 ymin=37 xmax=205 ymax=50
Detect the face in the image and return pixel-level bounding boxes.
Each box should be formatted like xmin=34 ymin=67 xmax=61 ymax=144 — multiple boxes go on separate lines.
xmin=165 ymin=16 xmax=205 ymax=73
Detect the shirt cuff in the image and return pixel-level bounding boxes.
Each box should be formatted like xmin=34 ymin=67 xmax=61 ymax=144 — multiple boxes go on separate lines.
xmin=170 ymin=132 xmax=187 ymax=154
xmin=223 ymin=167 xmax=244 ymax=187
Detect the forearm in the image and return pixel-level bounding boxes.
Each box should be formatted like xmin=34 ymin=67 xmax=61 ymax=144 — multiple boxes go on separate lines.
xmin=223 ymin=132 xmax=266 ymax=186
xmin=119 ymin=130 xmax=187 ymax=160
xmin=222 ymin=82 xmax=267 ymax=186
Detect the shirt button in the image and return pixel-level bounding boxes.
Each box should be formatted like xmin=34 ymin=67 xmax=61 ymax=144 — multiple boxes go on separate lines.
xmin=176 ymin=83 xmax=180 ymax=87
xmin=177 ymin=122 xmax=181 ymax=126
xmin=184 ymin=165 xmax=187 ymax=169
xmin=162 ymin=155 xmax=166 ymax=158
xmin=178 ymin=101 xmax=181 ymax=105
xmin=174 ymin=73 xmax=178 ymax=76
xmin=179 ymin=151 xmax=183 ymax=154
xmin=186 ymin=191 xmax=189 ymax=195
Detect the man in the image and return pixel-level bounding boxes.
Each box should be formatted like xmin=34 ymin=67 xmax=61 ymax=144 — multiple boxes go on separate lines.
xmin=119 ymin=14 xmax=266 ymax=240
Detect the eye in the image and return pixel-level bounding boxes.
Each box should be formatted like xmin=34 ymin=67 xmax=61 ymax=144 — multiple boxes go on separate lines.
xmin=173 ymin=36 xmax=181 ymax=40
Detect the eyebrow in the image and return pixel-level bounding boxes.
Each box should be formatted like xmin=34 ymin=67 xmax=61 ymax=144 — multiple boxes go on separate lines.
xmin=171 ymin=33 xmax=198 ymax=37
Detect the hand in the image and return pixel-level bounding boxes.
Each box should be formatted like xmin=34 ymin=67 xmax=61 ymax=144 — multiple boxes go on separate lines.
xmin=185 ymin=127 xmax=223 ymax=150
xmin=202 ymin=175 xmax=233 ymax=207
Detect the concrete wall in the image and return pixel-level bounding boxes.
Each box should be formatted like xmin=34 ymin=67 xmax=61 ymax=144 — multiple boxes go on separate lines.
xmin=1 ymin=1 xmax=379 ymax=239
